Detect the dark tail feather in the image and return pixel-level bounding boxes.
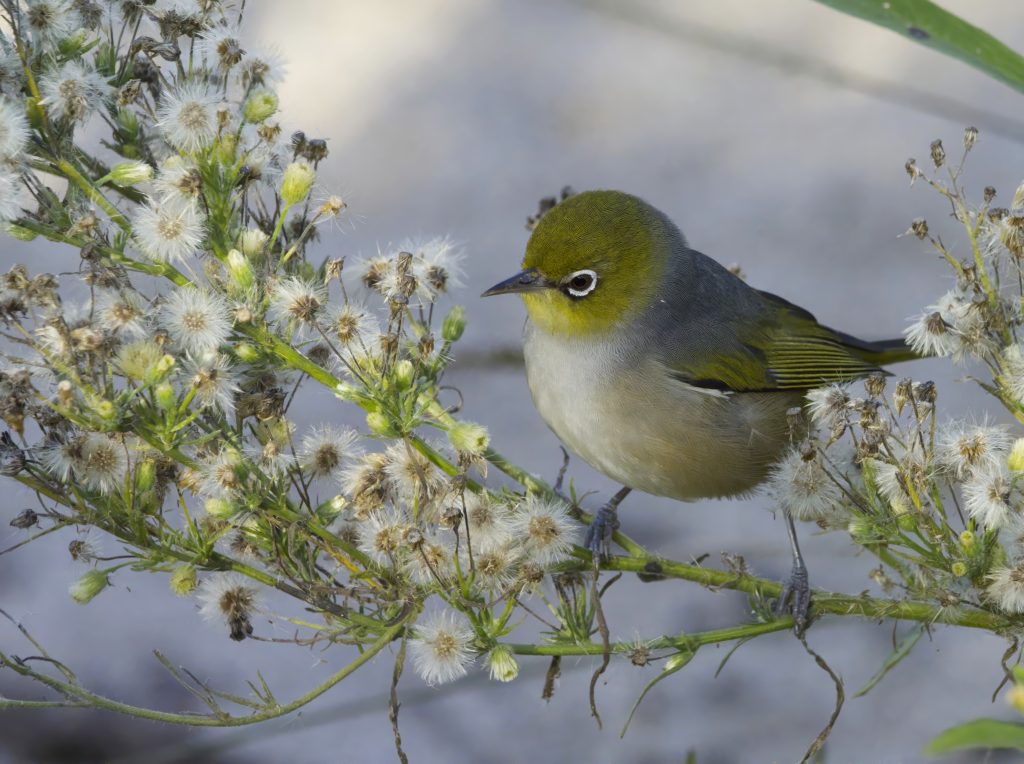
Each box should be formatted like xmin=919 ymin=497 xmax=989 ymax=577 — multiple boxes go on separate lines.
xmin=836 ymin=334 xmax=918 ymax=366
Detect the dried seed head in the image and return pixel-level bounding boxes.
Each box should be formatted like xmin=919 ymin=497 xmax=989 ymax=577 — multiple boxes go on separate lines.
xmin=325 ymin=258 xmax=344 ymax=282
xmin=68 ymin=538 xmax=94 ymax=561
xmin=197 ymin=573 xmax=259 ymax=641
xmin=963 ymin=125 xmax=978 ymax=151
xmin=864 ymin=372 xmax=886 ymax=398
xmin=905 ymin=158 xmax=921 ymax=182
xmin=9 ymin=508 xmax=37 ymax=529
xmin=1001 ymin=210 xmax=1024 ymax=258
xmin=910 ymin=218 xmax=928 ymax=239
xmin=257 ymin=121 xmax=282 ymax=142
xmin=1014 ymin=182 xmax=1024 ymax=210
xmin=929 ymin=139 xmax=945 ymax=168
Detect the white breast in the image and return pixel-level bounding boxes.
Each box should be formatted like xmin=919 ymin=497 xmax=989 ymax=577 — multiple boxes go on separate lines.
xmin=522 ymin=322 xmax=797 ymax=501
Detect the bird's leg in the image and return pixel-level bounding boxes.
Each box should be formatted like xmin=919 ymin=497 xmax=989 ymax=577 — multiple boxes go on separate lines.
xmin=775 ymin=511 xmax=812 ymax=635
xmin=584 ymin=486 xmax=632 ymax=561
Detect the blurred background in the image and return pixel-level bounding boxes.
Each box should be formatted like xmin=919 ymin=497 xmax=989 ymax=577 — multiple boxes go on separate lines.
xmin=3 ymin=0 xmax=1024 ymax=761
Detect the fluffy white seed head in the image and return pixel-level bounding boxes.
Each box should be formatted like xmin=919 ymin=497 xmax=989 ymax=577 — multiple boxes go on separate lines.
xmin=936 ymin=420 xmax=1012 ymax=479
xmin=409 ymin=610 xmax=475 ymax=686
xmin=767 ymin=447 xmax=843 ymax=522
xmin=25 ymin=0 xmax=81 ymax=45
xmin=509 ymin=494 xmax=577 ymax=566
xmin=157 ymin=81 xmax=219 ymax=152
xmin=39 ymin=60 xmax=110 ymax=122
xmin=0 ymin=96 xmax=29 ymax=159
xmin=185 ymin=352 xmax=238 ymax=413
xmin=160 ymin=288 xmax=232 ymax=356
xmin=963 ymin=465 xmax=1018 ymax=530
xmin=987 ymin=563 xmax=1024 ymax=614
xmin=268 ymin=277 xmax=326 ymax=327
xmin=133 ymin=197 xmax=205 ymax=264
xmin=299 ymin=424 xmax=359 ymax=480
xmin=95 ymin=290 xmax=147 ymax=338
xmin=805 ymin=384 xmax=850 ymax=426
xmin=356 ymin=508 xmax=409 ymax=567
xmin=196 ymin=572 xmax=261 ymax=641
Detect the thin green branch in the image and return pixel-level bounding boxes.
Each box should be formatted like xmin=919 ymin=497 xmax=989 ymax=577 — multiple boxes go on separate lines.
xmin=507 ymin=619 xmax=790 ymax=656
xmin=54 ymin=159 xmax=132 ymax=233
xmin=0 ymin=612 xmax=413 ymax=725
xmin=586 ymin=555 xmax=1013 ymax=632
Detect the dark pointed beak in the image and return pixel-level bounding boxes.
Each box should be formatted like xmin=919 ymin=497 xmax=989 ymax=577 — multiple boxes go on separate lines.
xmin=481 ymin=268 xmax=553 ymax=297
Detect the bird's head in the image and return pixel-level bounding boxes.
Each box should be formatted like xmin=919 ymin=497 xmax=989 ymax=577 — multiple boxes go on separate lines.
xmin=483 ymin=190 xmax=677 ymax=336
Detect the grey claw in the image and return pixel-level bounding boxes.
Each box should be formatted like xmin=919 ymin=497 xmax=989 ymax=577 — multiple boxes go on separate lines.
xmin=775 ymin=562 xmax=812 ymax=635
xmin=584 ymin=503 xmax=619 ymax=561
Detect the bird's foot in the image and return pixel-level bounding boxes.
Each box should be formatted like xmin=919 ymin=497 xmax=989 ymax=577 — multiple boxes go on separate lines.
xmin=775 ymin=558 xmax=812 ymax=636
xmin=583 ymin=502 xmax=620 ymax=562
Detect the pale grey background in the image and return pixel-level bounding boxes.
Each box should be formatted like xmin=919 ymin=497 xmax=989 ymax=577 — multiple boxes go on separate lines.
xmin=2 ymin=1 xmax=1024 ymax=762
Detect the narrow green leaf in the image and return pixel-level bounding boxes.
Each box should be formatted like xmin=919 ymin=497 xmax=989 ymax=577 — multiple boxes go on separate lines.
xmin=925 ymin=719 xmax=1024 ymax=754
xmin=813 ymin=0 xmax=1024 ymax=94
xmin=619 ymin=649 xmax=696 ymax=738
xmin=853 ymin=622 xmax=924 ymax=698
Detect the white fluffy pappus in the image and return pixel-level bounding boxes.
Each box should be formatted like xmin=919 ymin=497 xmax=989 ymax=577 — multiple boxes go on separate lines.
xmin=160 ymin=287 xmax=232 ymax=356
xmin=157 ymin=80 xmax=219 ymax=153
xmin=408 ymin=610 xmax=476 ymax=686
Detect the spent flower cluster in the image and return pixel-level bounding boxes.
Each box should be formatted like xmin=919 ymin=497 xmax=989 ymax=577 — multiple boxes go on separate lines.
xmin=0 ymin=0 xmax=588 ymax=721
xmin=771 ymin=130 xmax=1024 ymax=622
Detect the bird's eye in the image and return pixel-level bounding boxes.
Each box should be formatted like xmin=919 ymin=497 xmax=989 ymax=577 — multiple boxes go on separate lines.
xmin=565 ymin=269 xmax=598 ymax=298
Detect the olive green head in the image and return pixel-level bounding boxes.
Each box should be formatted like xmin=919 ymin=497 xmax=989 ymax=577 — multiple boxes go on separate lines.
xmin=483 ymin=190 xmax=675 ymax=336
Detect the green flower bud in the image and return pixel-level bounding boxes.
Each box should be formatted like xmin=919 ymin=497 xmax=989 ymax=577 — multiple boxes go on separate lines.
xmin=238 ymin=229 xmax=268 ymax=258
xmin=234 ymin=342 xmax=260 ymax=363
xmin=448 ymin=421 xmax=489 ymax=456
xmin=394 ymin=359 xmax=415 ymax=390
xmin=6 ymin=224 xmax=37 ymax=241
xmin=169 ymin=565 xmax=198 ymax=596
xmin=1010 ymin=439 xmax=1024 ymax=472
xmin=366 ymin=411 xmax=393 ymax=436
xmin=107 ymin=160 xmax=154 ymax=186
xmin=69 ymin=569 xmax=110 ymax=604
xmin=116 ymin=107 xmax=139 ymax=137
xmin=280 ymin=160 xmax=315 ymax=205
xmin=243 ymin=88 xmax=278 ymax=123
xmin=951 ymin=561 xmax=967 ymax=577
xmin=335 ymin=382 xmax=360 ymax=402
xmin=226 ymin=248 xmax=254 ymax=291
xmin=135 ymin=459 xmax=156 ymax=492
xmin=94 ymin=399 xmax=117 ymax=422
xmin=155 ymin=382 xmax=177 ymax=412
xmin=155 ymin=354 xmax=177 ymax=378
xmin=323 ymin=494 xmax=347 ymax=521
xmin=486 ymin=645 xmax=520 ymax=682
xmin=58 ymin=29 xmax=90 ymax=57
xmin=204 ymin=497 xmax=234 ymax=518
xmin=442 ymin=305 xmax=467 ymax=342
xmin=1009 ymin=685 xmax=1024 ymax=715
xmin=960 ymin=530 xmax=976 ymax=552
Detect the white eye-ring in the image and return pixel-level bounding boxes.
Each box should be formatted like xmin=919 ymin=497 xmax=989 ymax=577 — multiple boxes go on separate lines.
xmin=565 ymin=269 xmax=598 ymax=297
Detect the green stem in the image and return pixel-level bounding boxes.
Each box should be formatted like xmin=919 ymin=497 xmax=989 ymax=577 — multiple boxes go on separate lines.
xmin=0 ymin=613 xmax=412 ymax=725
xmin=55 ymin=159 xmax=132 ymax=234
xmin=507 ymin=619 xmax=789 ymax=656
xmin=588 ymin=555 xmax=1011 ymax=631
xmin=13 ymin=219 xmax=190 ymax=286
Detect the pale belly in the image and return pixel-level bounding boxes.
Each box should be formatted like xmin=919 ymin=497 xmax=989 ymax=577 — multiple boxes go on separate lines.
xmin=523 ymin=325 xmax=800 ymax=501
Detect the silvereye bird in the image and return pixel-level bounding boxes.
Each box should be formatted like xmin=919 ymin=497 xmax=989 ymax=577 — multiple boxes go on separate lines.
xmin=483 ymin=190 xmax=916 ymax=630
